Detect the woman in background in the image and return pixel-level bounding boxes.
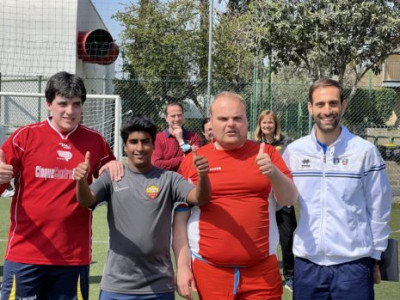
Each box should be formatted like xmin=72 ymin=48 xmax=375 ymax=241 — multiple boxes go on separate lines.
xmin=255 ymin=110 xmax=297 ymax=292
xmin=200 ymin=118 xmax=213 ymax=146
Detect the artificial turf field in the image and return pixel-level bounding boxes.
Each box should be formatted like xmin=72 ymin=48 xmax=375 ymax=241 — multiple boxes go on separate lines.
xmin=0 ymin=198 xmax=399 ymax=299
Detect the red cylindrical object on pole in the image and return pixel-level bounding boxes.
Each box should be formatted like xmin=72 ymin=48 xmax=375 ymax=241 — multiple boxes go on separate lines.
xmin=77 ymin=29 xmax=119 ymax=65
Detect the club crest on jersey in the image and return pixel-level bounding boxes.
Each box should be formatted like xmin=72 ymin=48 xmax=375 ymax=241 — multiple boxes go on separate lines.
xmin=146 ymin=185 xmax=160 ymax=200
xmin=57 ymin=150 xmax=72 ymax=162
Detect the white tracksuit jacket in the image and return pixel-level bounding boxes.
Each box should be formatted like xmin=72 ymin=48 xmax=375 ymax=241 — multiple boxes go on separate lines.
xmin=282 ymin=125 xmax=392 ymax=266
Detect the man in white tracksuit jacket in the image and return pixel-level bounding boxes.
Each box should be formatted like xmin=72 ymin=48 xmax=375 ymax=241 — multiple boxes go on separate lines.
xmin=282 ymin=78 xmax=392 ymax=300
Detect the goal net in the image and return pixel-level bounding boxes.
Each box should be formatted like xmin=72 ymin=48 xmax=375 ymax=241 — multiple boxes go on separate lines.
xmin=0 ymin=92 xmax=122 ymax=159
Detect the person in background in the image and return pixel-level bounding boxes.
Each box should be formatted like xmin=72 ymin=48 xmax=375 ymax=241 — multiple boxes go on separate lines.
xmin=200 ymin=118 xmax=213 ymax=145
xmin=74 ymin=114 xmax=211 ymax=300
xmin=175 ymin=91 xmax=298 ymax=299
xmin=0 ymin=71 xmax=115 ymax=300
xmin=283 ymin=78 xmax=392 ymax=299
xmin=152 ymin=102 xmax=202 ymax=171
xmin=255 ymin=110 xmax=297 ymax=292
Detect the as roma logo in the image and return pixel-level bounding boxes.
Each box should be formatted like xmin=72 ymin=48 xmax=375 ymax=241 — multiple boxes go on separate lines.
xmin=146 ymin=185 xmax=160 ymax=200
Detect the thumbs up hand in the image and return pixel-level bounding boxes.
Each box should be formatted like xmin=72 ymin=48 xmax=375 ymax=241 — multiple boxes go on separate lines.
xmin=256 ymin=143 xmax=276 ymax=177
xmin=0 ymin=149 xmax=13 ymax=184
xmin=73 ymin=151 xmax=91 ymax=181
xmin=192 ymin=145 xmax=209 ymax=177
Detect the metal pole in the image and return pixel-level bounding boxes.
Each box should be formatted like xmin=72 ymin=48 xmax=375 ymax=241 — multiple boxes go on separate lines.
xmin=206 ymin=0 xmax=214 ymax=116
xmin=251 ymin=57 xmax=258 ymax=135
xmin=259 ymin=56 xmax=263 ymax=111
xmin=38 ymin=76 xmax=42 ymax=121
xmin=268 ymin=57 xmax=272 ymax=110
xmin=369 ymin=69 xmax=372 ymax=101
xmin=114 ymin=95 xmax=122 ymax=160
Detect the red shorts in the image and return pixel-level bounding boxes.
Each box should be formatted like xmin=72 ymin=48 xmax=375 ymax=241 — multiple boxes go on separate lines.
xmin=192 ymin=255 xmax=282 ymax=300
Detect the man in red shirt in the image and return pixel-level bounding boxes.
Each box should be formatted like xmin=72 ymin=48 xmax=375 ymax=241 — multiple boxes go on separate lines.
xmin=152 ymin=102 xmax=201 ymax=171
xmin=174 ymin=92 xmax=298 ymax=299
xmin=0 ymin=71 xmax=115 ymax=300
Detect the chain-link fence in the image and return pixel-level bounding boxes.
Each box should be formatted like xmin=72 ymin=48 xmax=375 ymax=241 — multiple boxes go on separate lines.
xmin=2 ymin=74 xmax=400 ymax=200
xmin=2 ymin=74 xmax=400 ymax=142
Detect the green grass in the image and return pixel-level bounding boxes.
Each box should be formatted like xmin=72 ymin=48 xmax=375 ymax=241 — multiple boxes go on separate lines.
xmin=0 ymin=199 xmax=399 ymax=299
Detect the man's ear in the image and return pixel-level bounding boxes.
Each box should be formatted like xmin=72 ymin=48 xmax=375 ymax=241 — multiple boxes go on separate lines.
xmin=341 ymin=100 xmax=348 ymax=116
xmin=46 ymin=101 xmax=51 ymax=111
xmin=307 ymin=101 xmax=313 ymax=115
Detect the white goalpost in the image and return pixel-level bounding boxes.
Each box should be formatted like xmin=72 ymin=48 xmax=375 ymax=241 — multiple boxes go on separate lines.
xmin=0 ymin=92 xmax=122 ymax=160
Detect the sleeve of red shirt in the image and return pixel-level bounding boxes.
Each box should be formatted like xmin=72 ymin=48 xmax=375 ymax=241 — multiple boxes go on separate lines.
xmin=0 ymin=130 xmax=24 ymax=193
xmin=92 ymin=136 xmax=116 ymax=179
xmin=177 ymin=154 xmax=189 ymax=178
xmin=177 ymin=155 xmax=195 ymax=211
xmin=266 ymin=144 xmax=292 ymax=179
xmin=190 ymin=132 xmax=202 ymax=147
xmin=178 ymin=153 xmax=196 ymax=181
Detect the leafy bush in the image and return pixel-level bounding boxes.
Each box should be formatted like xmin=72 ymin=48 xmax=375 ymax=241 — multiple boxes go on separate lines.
xmin=343 ymin=87 xmax=397 ymax=126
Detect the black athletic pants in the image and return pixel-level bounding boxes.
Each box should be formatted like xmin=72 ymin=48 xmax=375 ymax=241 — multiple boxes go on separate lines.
xmin=276 ymin=206 xmax=297 ymax=280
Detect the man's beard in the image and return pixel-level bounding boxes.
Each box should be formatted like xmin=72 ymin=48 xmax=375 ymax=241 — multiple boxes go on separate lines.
xmin=314 ymin=114 xmax=340 ymax=133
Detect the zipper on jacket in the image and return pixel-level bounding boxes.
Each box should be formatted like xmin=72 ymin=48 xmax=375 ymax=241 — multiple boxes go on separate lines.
xmin=319 ymin=151 xmax=327 ymax=264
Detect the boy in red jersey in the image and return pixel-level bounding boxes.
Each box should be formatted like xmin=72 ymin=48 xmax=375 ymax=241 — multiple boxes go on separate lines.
xmin=174 ymin=92 xmax=298 ymax=299
xmin=0 ymin=71 xmax=115 ymax=300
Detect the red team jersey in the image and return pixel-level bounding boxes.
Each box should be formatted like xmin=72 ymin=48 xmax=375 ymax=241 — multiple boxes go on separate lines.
xmin=0 ymin=119 xmax=115 ymax=265
xmin=179 ymin=140 xmax=292 ymax=267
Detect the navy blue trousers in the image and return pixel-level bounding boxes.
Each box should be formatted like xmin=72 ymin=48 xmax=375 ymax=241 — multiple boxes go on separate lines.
xmin=293 ymin=257 xmax=374 ymax=300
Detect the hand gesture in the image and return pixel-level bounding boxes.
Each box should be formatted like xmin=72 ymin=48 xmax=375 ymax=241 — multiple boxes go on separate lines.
xmin=171 ymin=125 xmax=183 ymax=141
xmin=0 ymin=149 xmax=13 ymax=184
xmin=256 ymin=143 xmax=276 ymax=177
xmin=74 ymin=152 xmax=91 ymax=181
xmin=99 ymin=160 xmax=124 ymax=181
xmin=192 ymin=146 xmax=208 ymax=177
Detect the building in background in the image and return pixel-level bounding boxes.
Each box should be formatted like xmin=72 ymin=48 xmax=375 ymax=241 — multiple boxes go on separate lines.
xmin=0 ymin=0 xmax=120 ymax=149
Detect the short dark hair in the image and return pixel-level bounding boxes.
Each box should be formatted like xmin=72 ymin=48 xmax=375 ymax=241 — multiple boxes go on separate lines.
xmin=202 ymin=118 xmax=210 ymax=132
xmin=120 ymin=114 xmax=157 ymax=145
xmin=164 ymin=102 xmax=184 ymax=116
xmin=309 ymin=78 xmax=344 ymax=104
xmin=45 ymin=71 xmax=87 ymax=104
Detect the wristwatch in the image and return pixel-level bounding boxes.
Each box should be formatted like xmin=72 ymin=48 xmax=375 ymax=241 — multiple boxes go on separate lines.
xmin=180 ymin=143 xmax=191 ymax=153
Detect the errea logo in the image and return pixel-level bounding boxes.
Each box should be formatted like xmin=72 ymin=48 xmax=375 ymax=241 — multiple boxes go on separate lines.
xmin=58 ymin=142 xmax=71 ymax=150
xmin=301 ymin=159 xmax=310 ymax=168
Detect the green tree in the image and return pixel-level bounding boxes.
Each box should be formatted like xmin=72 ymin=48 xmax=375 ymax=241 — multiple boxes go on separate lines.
xmin=114 ymin=0 xmax=213 ymax=113
xmin=225 ymin=0 xmax=253 ymax=13
xmin=256 ymin=0 xmax=400 ymax=98
xmin=213 ymin=10 xmax=254 ymax=88
xmin=115 ymin=0 xmax=201 ymax=82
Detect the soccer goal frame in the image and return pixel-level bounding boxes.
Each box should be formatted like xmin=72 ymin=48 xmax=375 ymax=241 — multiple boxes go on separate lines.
xmin=0 ymin=92 xmax=122 ymax=160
